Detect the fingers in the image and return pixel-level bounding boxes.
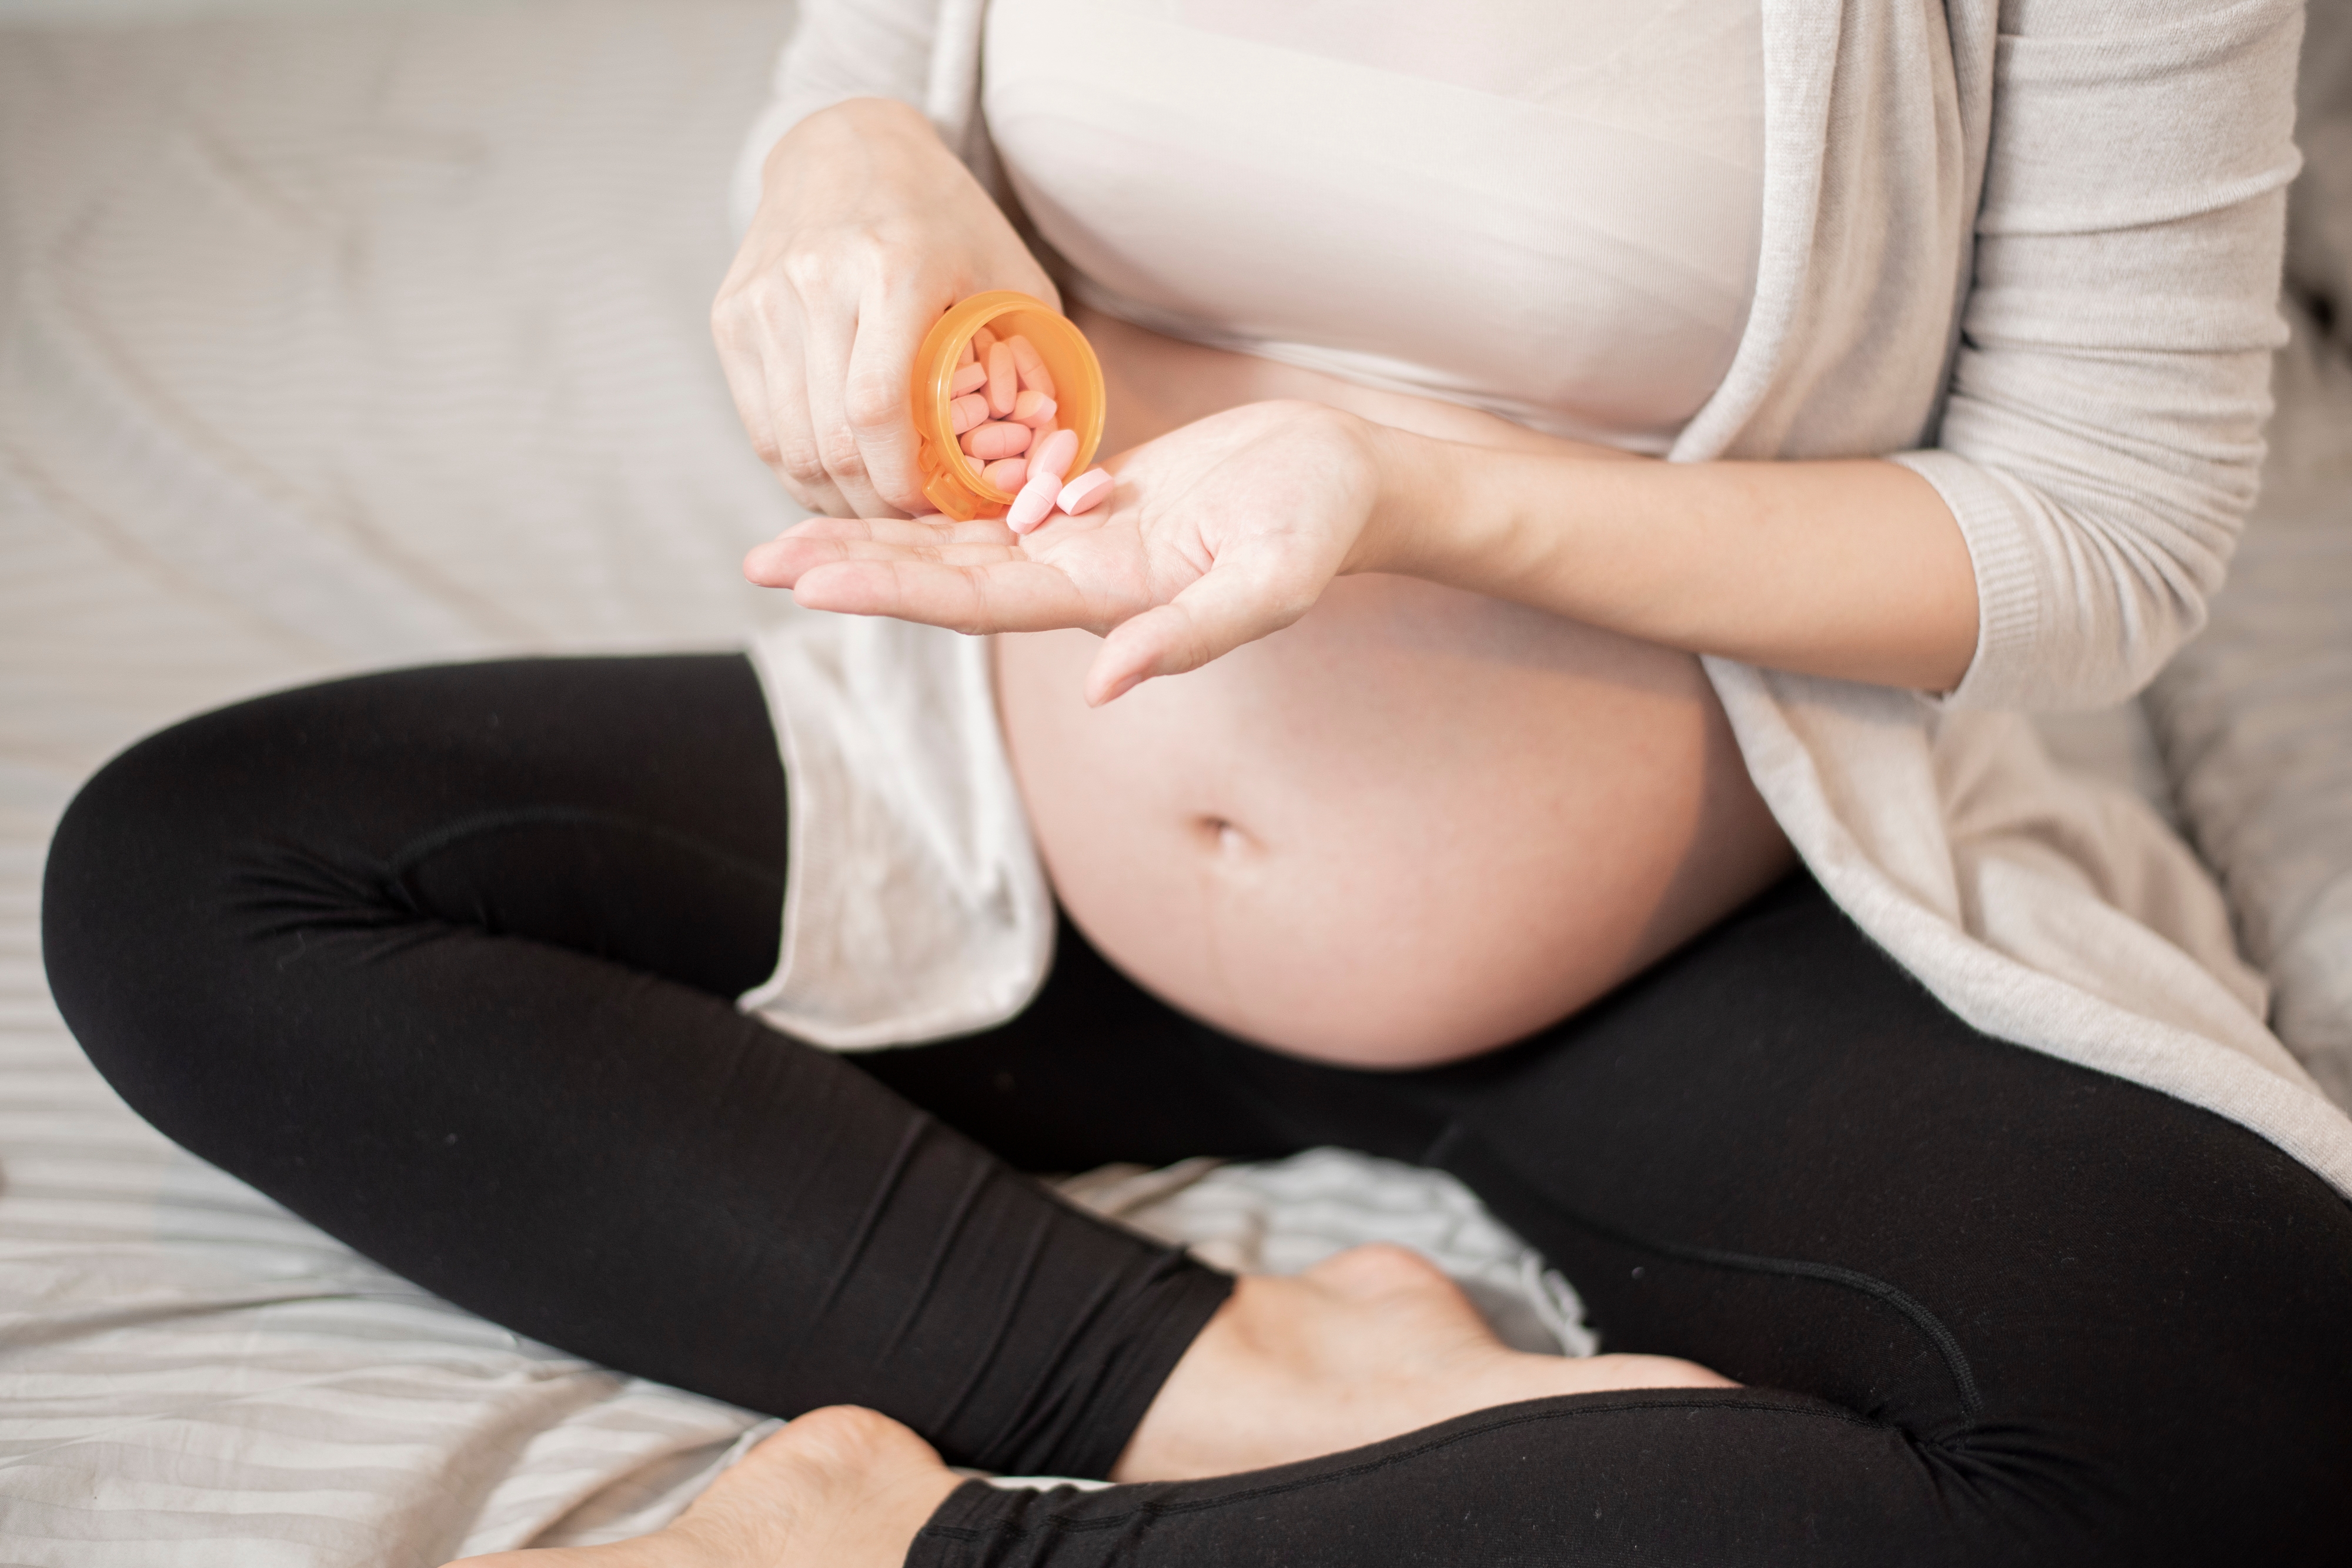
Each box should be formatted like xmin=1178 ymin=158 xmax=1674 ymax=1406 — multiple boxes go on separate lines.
xmin=711 ymin=306 xmax=786 ymax=491
xmin=794 ymin=290 xmax=883 ymax=517
xmin=713 ymin=293 xmax=828 ymax=515
xmin=794 ymin=554 xmax=1098 ymax=636
xmin=743 ymin=514 xmax=1110 ymax=635
xmin=713 ymin=245 xmax=932 ymax=520
xmin=791 ymin=258 xmax=946 ymax=520
xmin=713 ymin=275 xmax=851 ymax=517
xmin=741 ymin=514 xmax=1018 ymax=589
xmin=840 ymin=281 xmax=935 ymax=517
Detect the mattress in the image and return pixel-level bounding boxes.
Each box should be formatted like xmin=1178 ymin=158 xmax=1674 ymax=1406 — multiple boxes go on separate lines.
xmin=2 ymin=1 xmax=2347 ymax=1560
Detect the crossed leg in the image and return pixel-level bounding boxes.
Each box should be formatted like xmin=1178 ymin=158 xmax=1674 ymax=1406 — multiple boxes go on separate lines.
xmin=42 ymin=657 xmax=2352 ymax=1568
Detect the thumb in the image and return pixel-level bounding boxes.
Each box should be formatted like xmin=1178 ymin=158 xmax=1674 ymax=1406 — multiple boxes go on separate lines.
xmin=1084 ymin=554 xmax=1316 ymax=706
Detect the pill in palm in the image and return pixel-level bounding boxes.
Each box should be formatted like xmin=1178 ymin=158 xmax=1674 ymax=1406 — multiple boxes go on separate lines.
xmin=950 ymin=360 xmax=988 ymax=396
xmin=1029 ymin=427 xmax=1078 ymax=484
xmin=1057 ymin=467 xmax=1114 ymax=515
xmin=1006 ymin=472 xmax=1061 ymax=533
xmin=986 ymin=342 xmax=1018 ymax=417
xmin=950 ymin=393 xmax=990 ymax=435
xmin=963 ymin=420 xmax=1033 ymax=460
xmin=1006 ymin=334 xmax=1056 ymax=400
xmin=981 ymin=456 xmax=1028 ymax=491
xmin=1012 ymin=390 xmax=1057 ymax=429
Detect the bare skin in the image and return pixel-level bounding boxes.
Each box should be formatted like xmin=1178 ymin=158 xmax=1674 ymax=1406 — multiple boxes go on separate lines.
xmin=747 ymin=305 xmax=1802 ymax=1067
xmin=443 ymin=1249 xmax=1732 ymax=1568
xmin=995 ymin=312 xmax=1796 ymax=1064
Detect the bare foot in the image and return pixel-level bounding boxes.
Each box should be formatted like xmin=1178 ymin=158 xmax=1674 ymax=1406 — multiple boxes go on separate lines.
xmin=441 ymin=1406 xmax=964 ymax=1568
xmin=1113 ymin=1243 xmax=1735 ymax=1482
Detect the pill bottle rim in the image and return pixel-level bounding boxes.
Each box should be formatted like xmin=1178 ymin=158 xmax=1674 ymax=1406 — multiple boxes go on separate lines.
xmin=912 ymin=291 xmax=1106 ymax=520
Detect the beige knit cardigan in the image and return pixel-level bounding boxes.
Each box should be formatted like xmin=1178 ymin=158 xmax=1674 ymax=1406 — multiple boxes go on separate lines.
xmin=729 ymin=0 xmax=2352 ymax=1199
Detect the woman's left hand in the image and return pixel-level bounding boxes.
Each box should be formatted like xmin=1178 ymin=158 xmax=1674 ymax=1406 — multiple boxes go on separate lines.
xmin=743 ymin=400 xmax=1388 ymax=704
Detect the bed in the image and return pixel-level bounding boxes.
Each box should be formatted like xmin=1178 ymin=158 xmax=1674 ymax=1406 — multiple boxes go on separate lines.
xmin=2 ymin=1 xmax=2347 ymax=1559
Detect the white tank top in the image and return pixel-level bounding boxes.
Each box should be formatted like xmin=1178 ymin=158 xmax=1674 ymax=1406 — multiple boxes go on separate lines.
xmin=981 ymin=0 xmax=1766 ymax=454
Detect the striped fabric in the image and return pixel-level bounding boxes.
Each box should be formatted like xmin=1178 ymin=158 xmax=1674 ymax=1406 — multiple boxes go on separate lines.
xmin=0 ymin=5 xmax=1584 ymax=1556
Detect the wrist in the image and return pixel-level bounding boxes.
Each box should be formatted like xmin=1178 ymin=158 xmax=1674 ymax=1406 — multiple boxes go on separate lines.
xmin=1351 ymin=421 xmax=1615 ymax=610
xmin=1344 ymin=417 xmax=1456 ymax=579
xmin=801 ymin=94 xmax=933 ymax=145
xmin=767 ymin=97 xmax=946 ymax=202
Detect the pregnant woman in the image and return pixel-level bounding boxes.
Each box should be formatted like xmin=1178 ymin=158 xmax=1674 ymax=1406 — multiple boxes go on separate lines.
xmin=39 ymin=2 xmax=2352 ymax=1564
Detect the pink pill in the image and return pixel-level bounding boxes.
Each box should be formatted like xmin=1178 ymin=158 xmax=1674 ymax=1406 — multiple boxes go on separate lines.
xmin=957 ymin=335 xmax=977 ymax=367
xmin=968 ymin=325 xmax=996 ymax=359
xmin=1006 ymin=334 xmax=1056 ymax=400
xmin=950 ymin=393 xmax=990 ymax=434
xmin=981 ymin=456 xmax=1028 ymax=491
xmin=1012 ymin=390 xmax=1057 ymax=429
xmin=1056 ymin=467 xmax=1114 ymax=516
xmin=1029 ymin=427 xmax=1079 ymax=484
xmin=963 ymin=420 xmax=1033 ymax=461
xmin=950 ymin=360 xmax=988 ymax=396
xmin=985 ymin=342 xmax=1018 ymax=417
xmin=1007 ymin=472 xmax=1061 ymax=533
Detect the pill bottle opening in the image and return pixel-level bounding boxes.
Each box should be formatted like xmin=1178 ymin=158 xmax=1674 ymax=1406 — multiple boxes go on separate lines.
xmin=912 ymin=291 xmax=1106 ymax=520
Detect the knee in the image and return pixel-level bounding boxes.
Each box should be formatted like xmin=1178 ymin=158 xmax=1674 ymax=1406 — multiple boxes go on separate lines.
xmin=46 ymin=711 xmax=211 ymax=975
xmin=41 ymin=699 xmax=293 ymax=1131
xmin=1963 ymin=1114 xmax=2352 ymax=1562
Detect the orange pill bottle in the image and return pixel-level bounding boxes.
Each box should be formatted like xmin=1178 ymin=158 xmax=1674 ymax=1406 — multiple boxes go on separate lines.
xmin=910 ymin=290 xmax=1106 ymax=520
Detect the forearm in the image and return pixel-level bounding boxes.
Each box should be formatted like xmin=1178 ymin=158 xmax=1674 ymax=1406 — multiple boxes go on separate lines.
xmin=1359 ymin=424 xmax=1979 ymax=694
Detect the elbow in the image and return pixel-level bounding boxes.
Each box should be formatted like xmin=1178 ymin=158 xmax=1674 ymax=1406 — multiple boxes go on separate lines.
xmin=1941 ymin=499 xmax=2237 ymax=714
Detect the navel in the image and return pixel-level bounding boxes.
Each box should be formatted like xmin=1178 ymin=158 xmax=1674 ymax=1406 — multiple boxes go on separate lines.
xmin=1195 ymin=814 xmax=1254 ymax=858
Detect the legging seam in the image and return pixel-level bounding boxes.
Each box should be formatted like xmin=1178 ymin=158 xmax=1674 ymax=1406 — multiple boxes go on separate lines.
xmin=382 ymin=805 xmax=783 ymax=900
xmin=920 ymin=1395 xmax=1891 ymax=1541
xmin=1429 ymin=1126 xmax=1984 ymax=1421
xmin=1589 ymin=1227 xmax=1984 ymax=1420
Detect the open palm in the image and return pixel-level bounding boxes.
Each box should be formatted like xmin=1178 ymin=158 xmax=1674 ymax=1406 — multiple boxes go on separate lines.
xmin=743 ymin=400 xmax=1384 ymax=703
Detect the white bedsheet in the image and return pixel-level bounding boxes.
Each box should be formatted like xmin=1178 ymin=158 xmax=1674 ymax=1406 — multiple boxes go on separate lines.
xmin=0 ymin=4 xmax=1589 ymax=1558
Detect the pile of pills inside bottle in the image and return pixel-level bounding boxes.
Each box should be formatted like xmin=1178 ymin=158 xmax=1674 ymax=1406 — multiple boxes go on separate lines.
xmin=950 ymin=325 xmax=1115 ymax=534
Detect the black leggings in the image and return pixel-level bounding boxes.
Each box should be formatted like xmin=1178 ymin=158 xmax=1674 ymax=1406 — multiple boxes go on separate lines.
xmin=40 ymin=656 xmax=2352 ymax=1566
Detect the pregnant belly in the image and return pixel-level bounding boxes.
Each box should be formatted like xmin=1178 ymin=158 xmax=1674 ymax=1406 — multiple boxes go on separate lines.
xmin=994 ymin=312 xmax=1794 ymax=1068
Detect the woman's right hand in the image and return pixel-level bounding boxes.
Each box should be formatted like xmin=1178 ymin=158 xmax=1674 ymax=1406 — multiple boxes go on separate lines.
xmin=711 ymin=96 xmax=1060 ymax=519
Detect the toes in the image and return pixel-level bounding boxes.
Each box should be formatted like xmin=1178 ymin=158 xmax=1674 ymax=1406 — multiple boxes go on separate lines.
xmin=1306 ymin=1242 xmax=1455 ymax=1300
xmin=1603 ymin=1353 xmax=1741 ymax=1390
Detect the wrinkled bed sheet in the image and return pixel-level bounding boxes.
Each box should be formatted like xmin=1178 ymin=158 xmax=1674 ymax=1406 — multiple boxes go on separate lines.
xmin=2 ymin=1 xmax=2348 ymax=1561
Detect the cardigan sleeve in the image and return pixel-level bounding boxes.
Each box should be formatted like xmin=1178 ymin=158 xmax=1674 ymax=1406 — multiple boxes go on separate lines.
xmin=1890 ymin=0 xmax=2303 ymax=713
xmin=728 ymin=0 xmax=961 ymax=235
